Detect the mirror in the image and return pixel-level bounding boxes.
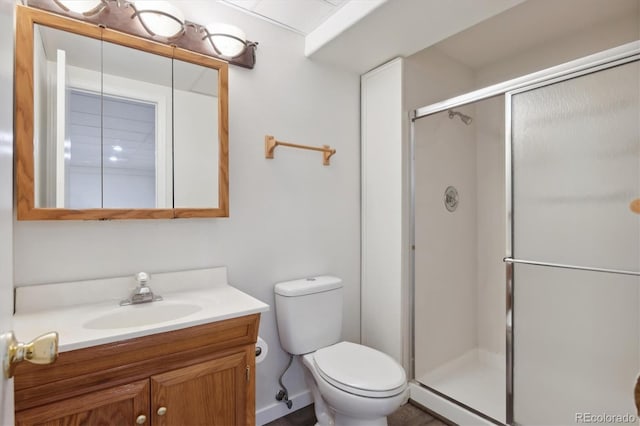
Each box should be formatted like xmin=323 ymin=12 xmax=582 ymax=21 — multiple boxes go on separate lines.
xmin=173 ymin=59 xmax=220 ymax=209
xmin=16 ymin=5 xmax=229 ymax=220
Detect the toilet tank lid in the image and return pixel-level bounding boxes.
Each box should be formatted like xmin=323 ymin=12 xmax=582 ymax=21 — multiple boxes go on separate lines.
xmin=274 ymin=276 xmax=342 ymax=297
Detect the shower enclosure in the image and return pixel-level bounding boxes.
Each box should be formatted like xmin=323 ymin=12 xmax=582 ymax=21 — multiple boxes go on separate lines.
xmin=410 ymin=42 xmax=640 ymax=425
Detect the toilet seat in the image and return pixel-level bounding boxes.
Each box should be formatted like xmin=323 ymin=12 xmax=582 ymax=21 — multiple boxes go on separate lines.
xmin=312 ymin=341 xmax=406 ymax=398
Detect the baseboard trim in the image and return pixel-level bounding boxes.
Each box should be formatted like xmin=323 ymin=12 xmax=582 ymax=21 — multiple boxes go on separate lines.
xmin=256 ymin=390 xmax=313 ymax=426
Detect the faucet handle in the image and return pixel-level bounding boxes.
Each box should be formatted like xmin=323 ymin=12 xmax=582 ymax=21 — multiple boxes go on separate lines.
xmin=135 ymin=272 xmax=150 ymax=285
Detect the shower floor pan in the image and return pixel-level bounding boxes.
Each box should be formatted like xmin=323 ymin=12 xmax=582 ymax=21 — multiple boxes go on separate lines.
xmin=417 ymin=348 xmax=506 ymax=424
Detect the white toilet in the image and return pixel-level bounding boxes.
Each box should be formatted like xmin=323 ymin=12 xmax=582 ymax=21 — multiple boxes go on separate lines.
xmin=274 ymin=276 xmax=408 ymax=426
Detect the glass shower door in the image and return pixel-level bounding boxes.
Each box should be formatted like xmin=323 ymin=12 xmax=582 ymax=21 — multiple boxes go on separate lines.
xmin=413 ymin=96 xmax=507 ymax=423
xmin=510 ymin=59 xmax=640 ymax=425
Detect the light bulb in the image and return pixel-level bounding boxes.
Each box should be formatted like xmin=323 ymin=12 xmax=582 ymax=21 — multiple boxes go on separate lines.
xmin=206 ymin=23 xmax=247 ymax=58
xmin=133 ymin=1 xmax=185 ymax=38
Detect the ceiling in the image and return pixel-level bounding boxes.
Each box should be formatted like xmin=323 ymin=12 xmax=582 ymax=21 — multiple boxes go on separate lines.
xmin=214 ymin=0 xmax=639 ymax=74
xmin=215 ymin=0 xmax=529 ymax=73
xmin=220 ymin=0 xmax=349 ymax=35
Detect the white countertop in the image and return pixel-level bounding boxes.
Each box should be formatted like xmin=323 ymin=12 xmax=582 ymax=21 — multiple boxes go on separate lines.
xmin=13 ymin=268 xmax=269 ymax=352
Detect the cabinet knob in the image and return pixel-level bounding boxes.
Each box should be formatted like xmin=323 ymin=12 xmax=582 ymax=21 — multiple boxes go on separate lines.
xmin=136 ymin=414 xmax=147 ymax=424
xmin=157 ymin=406 xmax=167 ymax=416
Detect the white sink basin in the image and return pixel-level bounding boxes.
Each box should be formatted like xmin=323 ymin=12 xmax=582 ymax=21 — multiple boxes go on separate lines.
xmin=83 ymin=303 xmax=202 ymax=330
xmin=14 ymin=271 xmax=270 ymax=352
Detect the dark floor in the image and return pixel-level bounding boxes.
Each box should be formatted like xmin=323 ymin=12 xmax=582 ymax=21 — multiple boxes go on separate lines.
xmin=266 ymin=402 xmax=452 ymax=426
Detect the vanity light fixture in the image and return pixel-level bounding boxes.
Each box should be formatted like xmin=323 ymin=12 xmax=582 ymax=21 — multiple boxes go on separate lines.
xmin=53 ymin=0 xmax=105 ymax=16
xmin=30 ymin=0 xmax=258 ymax=68
xmin=204 ymin=23 xmax=247 ymax=58
xmin=131 ymin=0 xmax=185 ymax=38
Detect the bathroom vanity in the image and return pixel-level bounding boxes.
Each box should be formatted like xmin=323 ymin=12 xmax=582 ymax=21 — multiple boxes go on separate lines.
xmin=14 ymin=315 xmax=259 ymax=425
xmin=11 ymin=267 xmax=268 ymax=426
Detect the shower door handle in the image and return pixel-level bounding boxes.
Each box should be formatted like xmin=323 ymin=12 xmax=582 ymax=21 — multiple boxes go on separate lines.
xmin=503 ymin=258 xmax=640 ymax=277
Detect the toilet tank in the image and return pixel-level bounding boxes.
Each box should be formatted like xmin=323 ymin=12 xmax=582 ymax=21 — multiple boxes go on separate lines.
xmin=274 ymin=276 xmax=343 ymax=355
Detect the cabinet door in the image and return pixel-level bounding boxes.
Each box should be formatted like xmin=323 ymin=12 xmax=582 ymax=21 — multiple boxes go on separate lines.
xmin=15 ymin=380 xmax=150 ymax=426
xmin=151 ymin=350 xmax=251 ymax=426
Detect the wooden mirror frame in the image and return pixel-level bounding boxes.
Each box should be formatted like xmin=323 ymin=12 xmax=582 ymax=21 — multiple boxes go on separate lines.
xmin=15 ymin=5 xmax=229 ymax=220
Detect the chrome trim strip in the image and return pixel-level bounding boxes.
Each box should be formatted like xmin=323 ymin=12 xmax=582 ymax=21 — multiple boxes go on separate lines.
xmin=503 ymin=258 xmax=640 ymax=277
xmin=505 ymin=262 xmax=514 ymax=425
xmin=504 ymin=92 xmax=514 ymax=426
xmin=408 ymin=114 xmax=416 ymax=381
xmin=506 ymin=55 xmax=639 ymax=96
xmin=413 ymin=41 xmax=640 ymax=120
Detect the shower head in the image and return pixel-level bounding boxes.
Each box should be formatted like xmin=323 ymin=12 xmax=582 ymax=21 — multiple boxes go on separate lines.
xmin=448 ymin=109 xmax=472 ymax=125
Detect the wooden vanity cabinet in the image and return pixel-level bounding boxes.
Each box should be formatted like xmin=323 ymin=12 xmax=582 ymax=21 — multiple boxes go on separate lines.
xmin=151 ymin=351 xmax=249 ymax=425
xmin=15 ymin=380 xmax=150 ymax=426
xmin=14 ymin=314 xmax=260 ymax=426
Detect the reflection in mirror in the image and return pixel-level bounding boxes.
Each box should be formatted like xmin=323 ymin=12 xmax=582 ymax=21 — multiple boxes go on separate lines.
xmin=33 ymin=24 xmax=101 ymax=208
xmin=101 ymin=40 xmax=172 ymax=208
xmin=173 ymin=59 xmax=219 ymax=208
xmin=33 ymin=25 xmax=174 ymax=209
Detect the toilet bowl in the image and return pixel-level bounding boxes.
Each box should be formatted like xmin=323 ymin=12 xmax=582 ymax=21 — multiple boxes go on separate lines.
xmin=274 ymin=276 xmax=408 ymax=426
xmin=302 ymin=341 xmax=408 ymax=426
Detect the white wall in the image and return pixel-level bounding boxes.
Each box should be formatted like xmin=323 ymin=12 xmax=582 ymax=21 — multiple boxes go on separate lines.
xmin=404 ymin=48 xmax=476 ymax=112
xmin=0 ymin=2 xmax=14 ymax=424
xmin=13 ymin=3 xmax=360 ymax=421
xmin=361 ymin=58 xmax=404 ymax=364
xmin=475 ymin=12 xmax=640 ymax=88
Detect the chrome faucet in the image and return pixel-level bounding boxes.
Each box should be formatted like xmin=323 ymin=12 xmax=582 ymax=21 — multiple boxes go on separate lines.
xmin=120 ymin=272 xmax=163 ymax=306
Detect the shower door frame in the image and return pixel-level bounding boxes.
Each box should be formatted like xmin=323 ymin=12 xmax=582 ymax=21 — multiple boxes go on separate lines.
xmin=409 ymin=40 xmax=640 ymax=426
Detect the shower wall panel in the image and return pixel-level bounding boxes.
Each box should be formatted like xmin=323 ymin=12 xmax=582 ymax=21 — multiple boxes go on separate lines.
xmin=475 ymin=96 xmax=506 ymax=356
xmin=414 ymin=107 xmax=478 ymax=377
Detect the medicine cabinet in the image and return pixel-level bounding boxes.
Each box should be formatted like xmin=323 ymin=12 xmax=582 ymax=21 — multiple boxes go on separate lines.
xmin=15 ymin=5 xmax=229 ymax=220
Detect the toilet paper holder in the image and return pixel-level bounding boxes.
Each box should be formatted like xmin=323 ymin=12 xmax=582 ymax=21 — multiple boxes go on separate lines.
xmin=255 ymin=336 xmax=268 ymax=364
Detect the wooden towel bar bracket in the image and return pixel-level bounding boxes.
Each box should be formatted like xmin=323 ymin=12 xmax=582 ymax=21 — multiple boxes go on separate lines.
xmin=265 ymin=135 xmax=336 ymax=166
